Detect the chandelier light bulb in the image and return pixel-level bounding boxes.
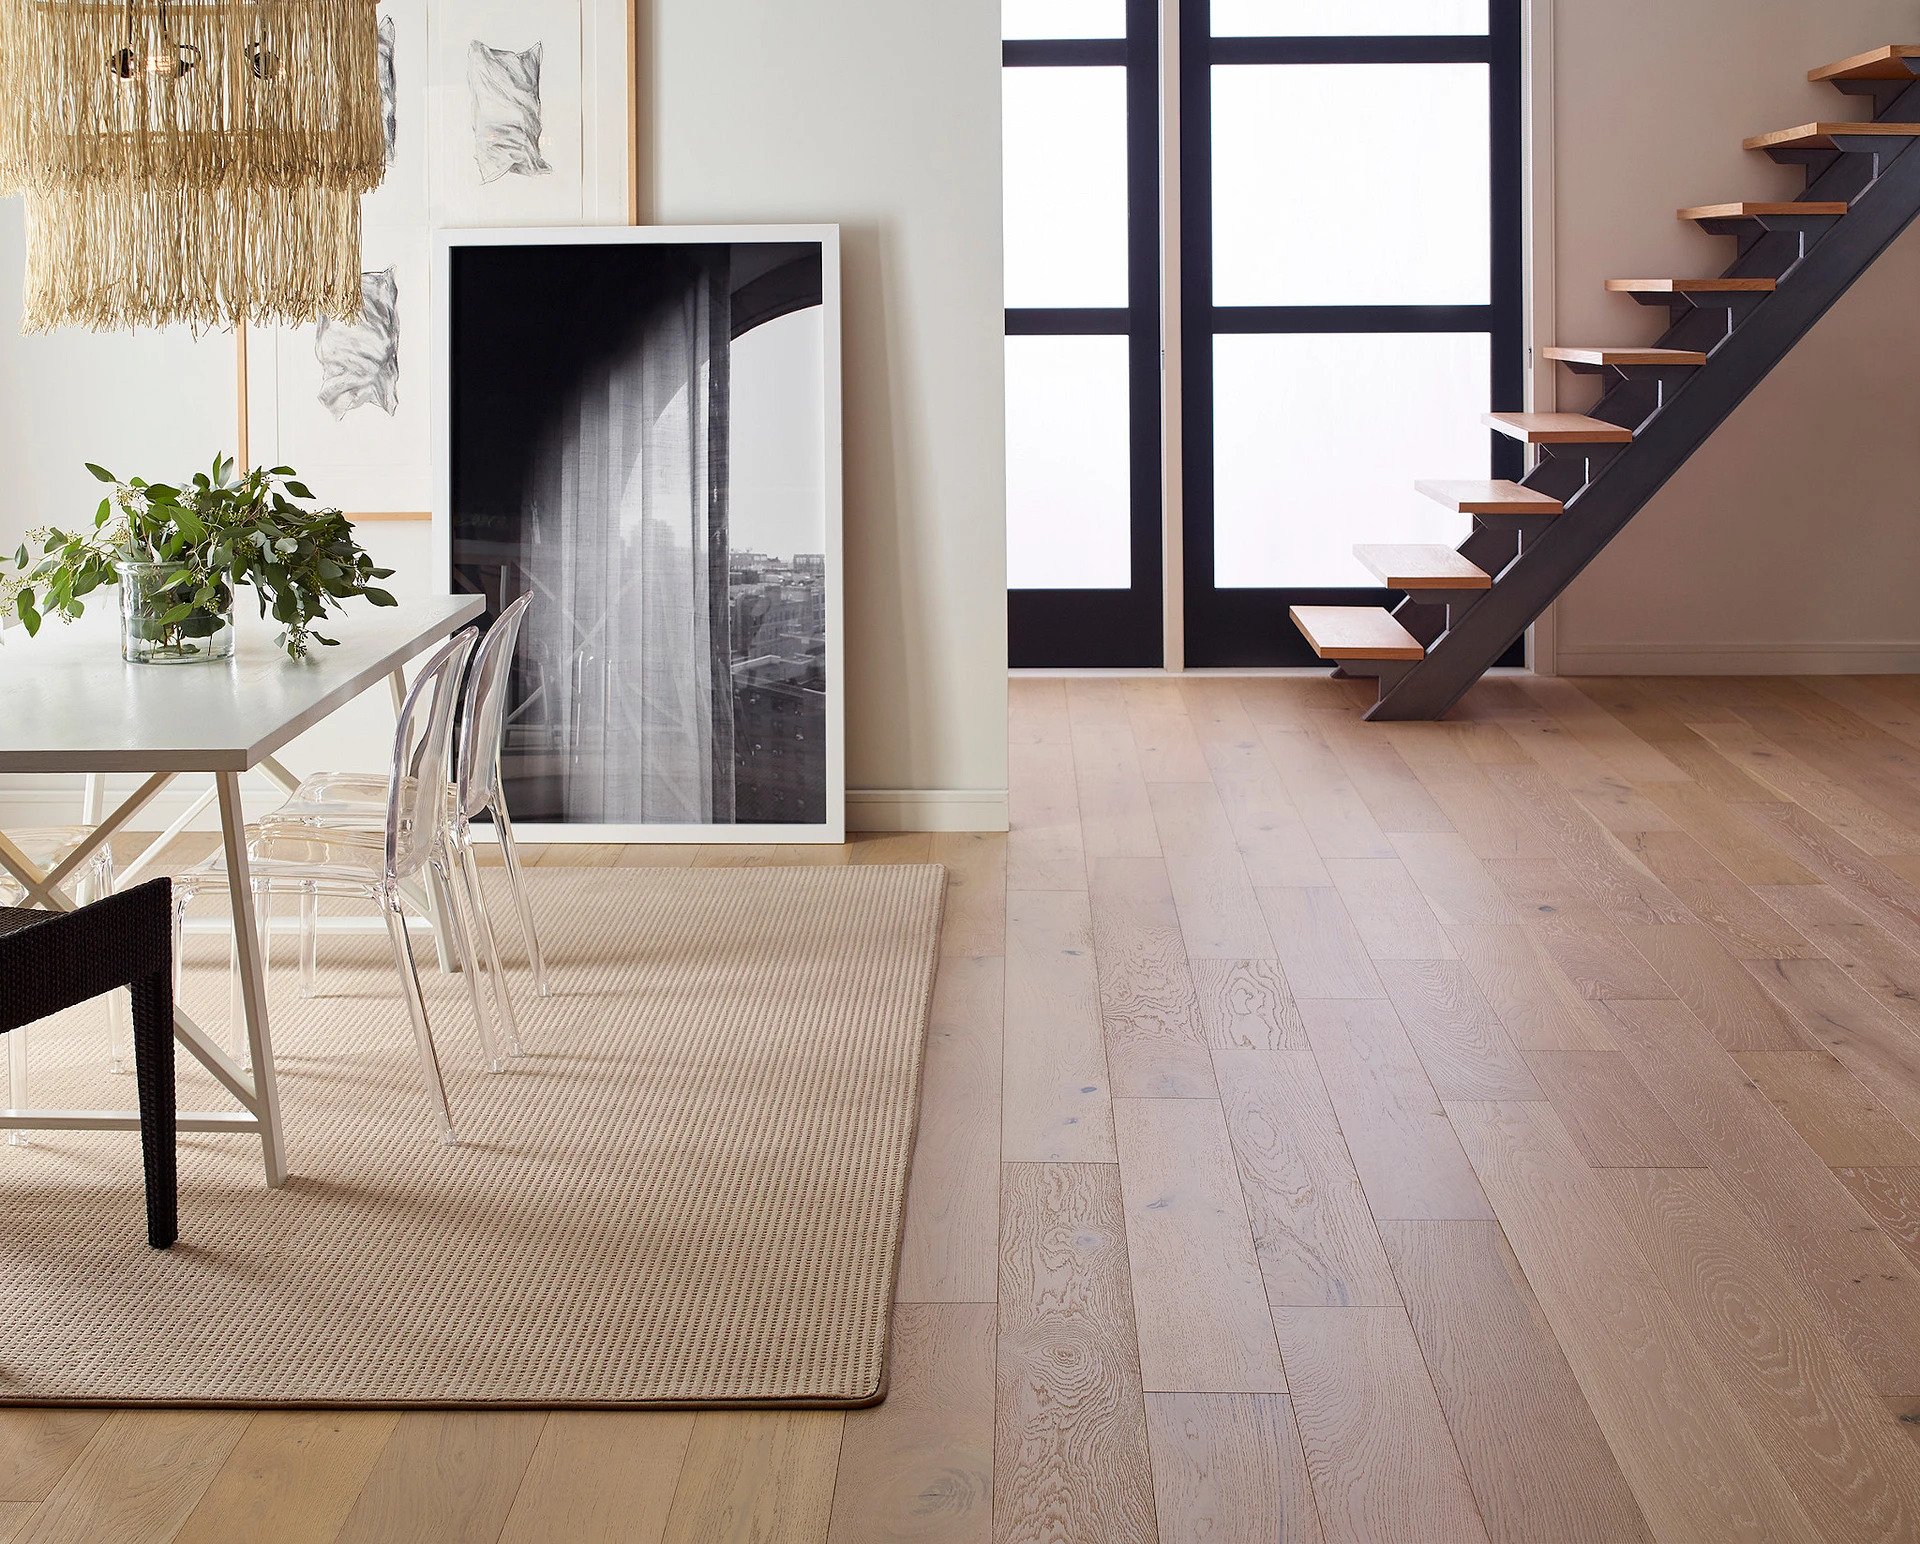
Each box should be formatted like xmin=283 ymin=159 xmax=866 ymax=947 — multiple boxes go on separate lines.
xmin=0 ymin=0 xmax=384 ymax=330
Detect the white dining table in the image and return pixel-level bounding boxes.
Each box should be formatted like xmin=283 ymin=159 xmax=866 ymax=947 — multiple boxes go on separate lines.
xmin=0 ymin=594 xmax=485 ymax=1186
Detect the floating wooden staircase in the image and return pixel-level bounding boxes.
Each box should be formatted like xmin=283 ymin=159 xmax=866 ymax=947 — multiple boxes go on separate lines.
xmin=1743 ymin=121 xmax=1920 ymax=152
xmin=1295 ymin=42 xmax=1920 ymax=720
xmin=1540 ymin=346 xmax=1708 ymax=367
xmin=1600 ymin=276 xmax=1777 ymax=293
xmin=1413 ymin=479 xmax=1563 ymax=517
xmin=1810 ymin=44 xmax=1920 ymax=85
xmin=1484 ymin=411 xmax=1633 ymax=444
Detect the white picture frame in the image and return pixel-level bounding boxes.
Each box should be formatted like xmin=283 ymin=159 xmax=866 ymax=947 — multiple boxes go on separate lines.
xmin=433 ymin=224 xmax=846 ymax=845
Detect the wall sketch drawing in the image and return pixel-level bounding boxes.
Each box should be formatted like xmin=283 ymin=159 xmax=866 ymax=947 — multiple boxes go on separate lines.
xmin=467 ymin=41 xmax=552 ymax=183
xmin=377 ymin=16 xmax=398 ymax=166
xmin=432 ymin=0 xmax=583 ymax=225
xmin=363 ymin=0 xmax=426 ymax=227
xmin=445 ymin=234 xmax=841 ymax=836
xmin=262 ymin=231 xmax=431 ymax=511
xmin=314 ymin=268 xmax=401 ymax=420
xmin=248 ymin=0 xmax=630 ymax=517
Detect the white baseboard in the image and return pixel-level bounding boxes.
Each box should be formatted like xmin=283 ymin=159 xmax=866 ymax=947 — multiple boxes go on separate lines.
xmin=1555 ymin=640 xmax=1920 ymax=675
xmin=0 ymin=779 xmax=1013 ymax=837
xmin=847 ymin=788 xmax=1008 ymax=834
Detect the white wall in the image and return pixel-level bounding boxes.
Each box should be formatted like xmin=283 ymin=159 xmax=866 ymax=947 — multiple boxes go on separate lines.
xmin=1548 ymin=0 xmax=1920 ymax=674
xmin=0 ymin=201 xmax=237 ymax=544
xmin=642 ymin=0 xmax=1008 ymax=812
xmin=0 ymin=0 xmax=1009 ymax=833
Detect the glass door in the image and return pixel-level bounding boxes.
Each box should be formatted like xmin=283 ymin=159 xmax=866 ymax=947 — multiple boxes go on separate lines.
xmin=1179 ymin=0 xmax=1523 ymax=666
xmin=1004 ymin=0 xmax=1163 ymax=667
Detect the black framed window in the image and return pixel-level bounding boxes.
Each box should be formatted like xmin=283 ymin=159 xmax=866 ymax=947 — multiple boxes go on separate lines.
xmin=1179 ymin=0 xmax=1524 ymax=667
xmin=1004 ymin=0 xmax=1163 ymax=668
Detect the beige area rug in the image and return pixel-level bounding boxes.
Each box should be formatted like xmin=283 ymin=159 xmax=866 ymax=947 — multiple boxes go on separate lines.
xmin=0 ymin=864 xmax=945 ymax=1407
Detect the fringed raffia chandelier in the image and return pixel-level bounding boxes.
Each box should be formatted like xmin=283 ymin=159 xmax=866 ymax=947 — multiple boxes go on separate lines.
xmin=0 ymin=0 xmax=384 ymax=331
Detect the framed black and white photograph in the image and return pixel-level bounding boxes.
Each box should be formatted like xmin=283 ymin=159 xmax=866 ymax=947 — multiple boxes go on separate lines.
xmin=434 ymin=225 xmax=845 ymax=842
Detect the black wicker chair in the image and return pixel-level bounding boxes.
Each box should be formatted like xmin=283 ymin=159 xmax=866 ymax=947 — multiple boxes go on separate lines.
xmin=0 ymin=878 xmax=177 ymax=1248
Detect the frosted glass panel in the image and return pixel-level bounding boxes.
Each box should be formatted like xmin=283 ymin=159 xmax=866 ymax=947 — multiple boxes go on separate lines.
xmin=1212 ymin=1 xmax=1486 ymax=35
xmin=1212 ymin=64 xmax=1488 ymax=306
xmin=1212 ymin=332 xmax=1485 ymax=588
xmin=1004 ymin=67 xmax=1129 ymax=308
xmin=1007 ymin=335 xmax=1132 ymax=589
xmin=1004 ymin=0 xmax=1126 ymax=39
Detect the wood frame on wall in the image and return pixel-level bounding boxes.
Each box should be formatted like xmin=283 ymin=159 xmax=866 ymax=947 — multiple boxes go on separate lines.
xmin=233 ymin=0 xmax=641 ymax=520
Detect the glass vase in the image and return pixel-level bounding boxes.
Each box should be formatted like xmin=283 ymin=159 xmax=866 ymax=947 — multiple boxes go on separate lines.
xmin=116 ymin=560 xmax=234 ymax=664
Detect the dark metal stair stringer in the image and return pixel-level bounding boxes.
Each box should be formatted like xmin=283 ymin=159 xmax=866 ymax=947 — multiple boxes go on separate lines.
xmin=1367 ymin=91 xmax=1920 ymax=722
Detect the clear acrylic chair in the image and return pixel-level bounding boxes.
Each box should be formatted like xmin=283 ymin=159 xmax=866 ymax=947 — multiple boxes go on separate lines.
xmin=452 ymin=593 xmax=547 ymax=1008
xmin=263 ymin=595 xmax=546 ymax=1054
xmin=170 ymin=628 xmax=484 ymax=1144
xmin=4 ymin=826 xmax=124 ymax=1132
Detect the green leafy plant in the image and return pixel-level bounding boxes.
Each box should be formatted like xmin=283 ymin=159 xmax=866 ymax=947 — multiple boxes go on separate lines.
xmin=2 ymin=455 xmax=397 ymax=660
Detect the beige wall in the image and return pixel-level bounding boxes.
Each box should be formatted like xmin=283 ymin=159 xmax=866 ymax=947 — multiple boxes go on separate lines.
xmin=0 ymin=0 xmax=1009 ymax=832
xmin=1548 ymin=0 xmax=1920 ymax=673
xmin=0 ymin=200 xmax=239 ymax=552
xmin=642 ymin=0 xmax=1008 ymax=815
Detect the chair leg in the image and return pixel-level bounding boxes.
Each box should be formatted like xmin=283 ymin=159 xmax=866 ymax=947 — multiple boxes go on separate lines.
xmin=460 ymin=834 xmax=523 ymax=1057
xmin=223 ymin=881 xmax=270 ymax=1073
xmin=424 ymin=864 xmax=459 ymax=977
xmin=493 ymin=798 xmax=550 ymax=997
xmin=172 ymin=891 xmax=190 ymax=995
xmin=435 ymin=849 xmax=502 ymax=1073
xmin=226 ymin=923 xmax=240 ymax=1066
xmin=299 ymin=885 xmax=318 ymax=999
xmin=5 ymin=1018 xmax=24 ymax=1146
xmin=105 ymin=991 xmax=131 ymax=1076
xmin=256 ymin=880 xmax=273 ymax=1009
xmin=129 ymin=968 xmax=177 ymax=1249
xmin=384 ymin=905 xmax=457 ymax=1145
xmin=226 ymin=919 xmax=253 ymax=1075
xmin=82 ymin=854 xmax=133 ymax=1076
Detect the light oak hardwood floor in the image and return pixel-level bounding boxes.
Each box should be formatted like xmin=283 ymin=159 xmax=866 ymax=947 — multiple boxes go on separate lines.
xmin=11 ymin=671 xmax=1920 ymax=1541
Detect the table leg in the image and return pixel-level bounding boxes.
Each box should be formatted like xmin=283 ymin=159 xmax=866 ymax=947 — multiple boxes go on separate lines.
xmin=216 ymin=772 xmax=287 ymax=1187
xmin=257 ymin=756 xmax=302 ymax=797
xmin=118 ymin=782 xmax=217 ymax=888
xmin=0 ymin=773 xmax=170 ymax=908
xmin=3 ymin=785 xmax=276 ymax=1169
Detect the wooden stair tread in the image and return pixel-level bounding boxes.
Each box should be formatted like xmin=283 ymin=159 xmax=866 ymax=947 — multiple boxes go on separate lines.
xmin=1484 ymin=411 xmax=1634 ymax=445
xmin=1744 ymin=122 xmax=1920 ymax=150
xmin=1605 ymin=277 xmax=1776 ymax=293
xmin=1543 ymin=346 xmax=1708 ymax=366
xmin=1353 ymin=544 xmax=1491 ymax=591
xmin=1290 ymin=605 xmax=1425 ymax=662
xmin=1809 ymin=44 xmax=1920 ymax=83
xmin=1680 ymin=201 xmax=1848 ymax=219
xmin=1415 ymin=478 xmax=1563 ymax=515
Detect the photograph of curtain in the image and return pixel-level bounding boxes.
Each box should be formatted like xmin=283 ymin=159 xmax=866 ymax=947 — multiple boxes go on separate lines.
xmin=513 ymin=252 xmax=734 ymax=823
xmin=448 ymin=236 xmax=830 ymax=832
